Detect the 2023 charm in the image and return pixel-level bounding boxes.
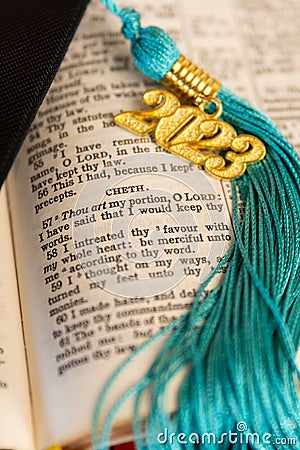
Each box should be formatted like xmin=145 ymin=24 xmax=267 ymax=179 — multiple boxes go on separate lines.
xmin=115 ymin=88 xmax=266 ymax=179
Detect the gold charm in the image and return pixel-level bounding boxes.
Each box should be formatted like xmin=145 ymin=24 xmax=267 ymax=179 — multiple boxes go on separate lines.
xmin=114 ymin=89 xmax=266 ymax=180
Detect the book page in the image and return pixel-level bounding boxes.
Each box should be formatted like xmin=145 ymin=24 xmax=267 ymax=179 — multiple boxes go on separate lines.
xmin=6 ymin=0 xmax=300 ymax=448
xmin=0 ymin=186 xmax=34 ymax=450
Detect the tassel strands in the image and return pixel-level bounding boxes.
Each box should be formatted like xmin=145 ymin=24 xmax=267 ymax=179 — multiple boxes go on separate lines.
xmin=93 ymin=1 xmax=300 ymax=448
xmin=101 ymin=0 xmax=181 ymax=81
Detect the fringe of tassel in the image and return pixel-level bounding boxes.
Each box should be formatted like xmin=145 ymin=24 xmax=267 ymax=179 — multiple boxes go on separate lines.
xmin=92 ymin=88 xmax=300 ymax=449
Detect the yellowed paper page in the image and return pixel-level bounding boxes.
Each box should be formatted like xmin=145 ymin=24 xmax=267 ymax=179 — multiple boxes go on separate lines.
xmin=0 ymin=186 xmax=34 ymax=450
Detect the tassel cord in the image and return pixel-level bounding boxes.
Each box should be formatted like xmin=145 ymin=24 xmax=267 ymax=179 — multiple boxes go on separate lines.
xmin=232 ymin=182 xmax=300 ymax=379
xmin=262 ymin=161 xmax=292 ymax=299
xmin=247 ymin=164 xmax=288 ymax=301
xmin=265 ymin=159 xmax=299 ymax=307
xmin=250 ymin=155 xmax=300 ymax=314
xmin=135 ymin=288 xmax=227 ymax=447
xmin=246 ymin=168 xmax=279 ymax=294
xmin=92 ymin=254 xmax=233 ymax=449
xmin=100 ymin=0 xmax=121 ymax=16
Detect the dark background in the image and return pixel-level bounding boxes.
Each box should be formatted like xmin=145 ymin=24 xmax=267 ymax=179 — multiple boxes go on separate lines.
xmin=0 ymin=0 xmax=90 ymax=188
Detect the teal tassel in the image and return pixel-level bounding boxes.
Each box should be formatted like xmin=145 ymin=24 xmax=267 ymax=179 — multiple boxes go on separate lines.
xmin=101 ymin=0 xmax=181 ymax=81
xmin=94 ymin=2 xmax=300 ymax=449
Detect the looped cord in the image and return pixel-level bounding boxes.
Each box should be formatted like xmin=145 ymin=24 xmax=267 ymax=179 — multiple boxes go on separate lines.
xmin=100 ymin=0 xmax=181 ymax=81
xmin=100 ymin=0 xmax=121 ymax=16
xmin=119 ymin=8 xmax=141 ymax=39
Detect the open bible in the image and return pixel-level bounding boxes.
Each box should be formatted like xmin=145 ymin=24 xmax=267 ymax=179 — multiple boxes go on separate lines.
xmin=1 ymin=0 xmax=300 ymax=448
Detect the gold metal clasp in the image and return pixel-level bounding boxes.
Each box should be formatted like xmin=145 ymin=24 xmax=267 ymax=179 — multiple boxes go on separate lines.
xmin=162 ymin=55 xmax=221 ymax=103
